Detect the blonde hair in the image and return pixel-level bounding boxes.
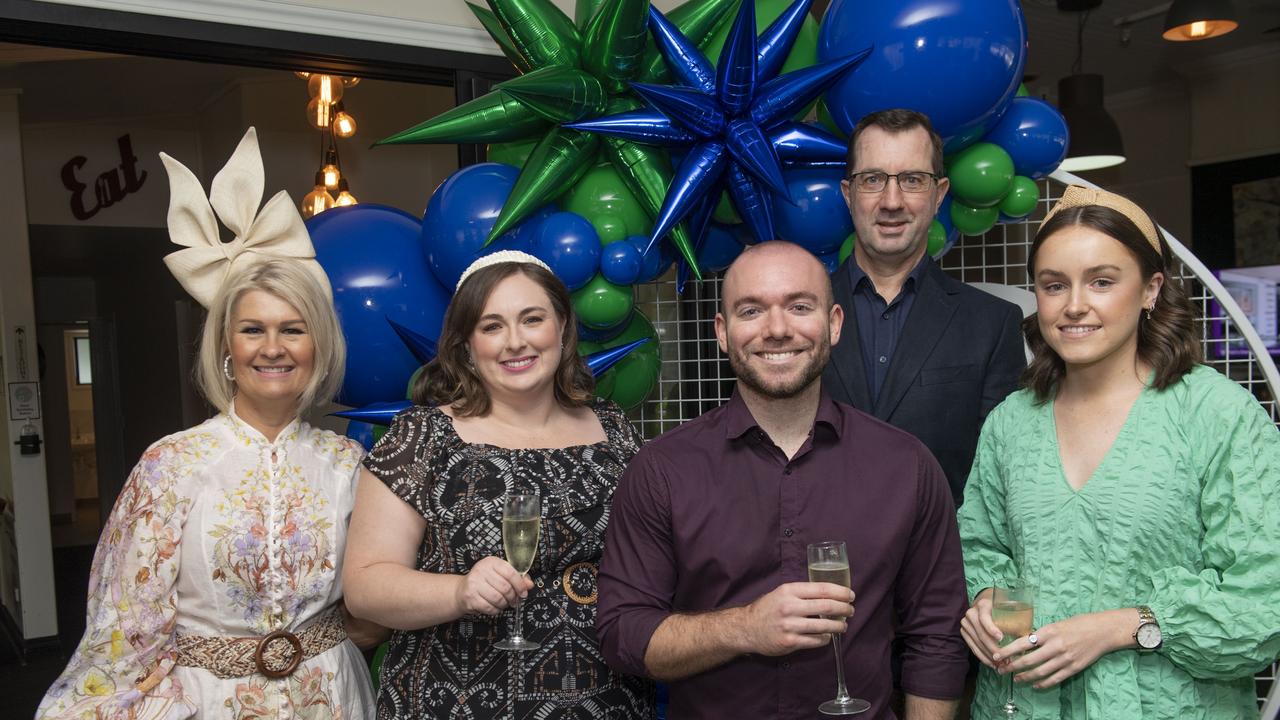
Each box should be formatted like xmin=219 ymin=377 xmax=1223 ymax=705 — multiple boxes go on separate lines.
xmin=196 ymin=259 xmax=345 ymax=416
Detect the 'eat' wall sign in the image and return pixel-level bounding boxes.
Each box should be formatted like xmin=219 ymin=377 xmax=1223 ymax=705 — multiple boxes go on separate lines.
xmin=61 ymin=134 xmax=148 ymax=221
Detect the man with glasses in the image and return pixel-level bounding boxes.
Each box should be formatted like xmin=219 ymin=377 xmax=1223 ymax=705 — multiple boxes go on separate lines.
xmin=823 ymin=108 xmax=1025 ymax=507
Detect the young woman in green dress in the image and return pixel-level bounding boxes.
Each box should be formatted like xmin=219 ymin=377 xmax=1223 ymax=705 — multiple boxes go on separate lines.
xmin=957 ymin=185 xmax=1280 ymax=719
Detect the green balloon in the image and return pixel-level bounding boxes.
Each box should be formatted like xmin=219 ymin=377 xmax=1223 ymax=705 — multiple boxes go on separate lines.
xmin=572 ymin=273 xmax=635 ymax=329
xmin=817 ymin=100 xmax=848 ymax=140
xmin=600 ymin=310 xmax=660 ymax=410
xmin=838 ymin=232 xmax=855 ymax=264
xmin=946 ymin=142 xmax=1015 ymax=209
xmin=488 ymin=128 xmax=599 ymax=243
xmin=578 ymin=340 xmax=617 ymax=399
xmin=370 ymin=642 xmax=388 ymax=690
xmin=562 ymin=162 xmax=653 ymax=242
xmin=950 ymin=200 xmax=1000 ymax=236
xmin=487 ymin=139 xmax=536 ymax=167
xmin=702 ymin=0 xmax=819 ymax=79
xmin=406 ymin=366 xmax=425 ymax=400
xmin=1016 ymin=83 xmax=1029 ymax=97
xmin=998 ymin=176 xmax=1040 ymax=218
xmin=713 ymin=190 xmax=743 ymax=224
xmin=926 ymin=220 xmax=947 ymax=256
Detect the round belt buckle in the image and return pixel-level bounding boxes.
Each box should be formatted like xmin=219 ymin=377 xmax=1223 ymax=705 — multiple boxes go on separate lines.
xmin=255 ymin=629 xmax=303 ymax=678
xmin=562 ymin=561 xmax=598 ymax=605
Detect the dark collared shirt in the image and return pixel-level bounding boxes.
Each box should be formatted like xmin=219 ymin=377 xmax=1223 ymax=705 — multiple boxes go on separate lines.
xmin=847 ymin=254 xmax=930 ymax=402
xmin=596 ymin=390 xmax=969 ymax=720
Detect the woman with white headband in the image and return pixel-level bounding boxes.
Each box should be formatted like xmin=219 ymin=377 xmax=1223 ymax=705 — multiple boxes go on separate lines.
xmin=957 ymin=186 xmax=1280 ymax=719
xmin=343 ymin=252 xmax=655 ymax=718
xmin=37 ymin=128 xmax=384 ymax=719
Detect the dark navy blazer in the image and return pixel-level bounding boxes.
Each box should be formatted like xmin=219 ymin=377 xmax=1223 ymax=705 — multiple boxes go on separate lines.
xmin=823 ymin=255 xmax=1026 ymax=504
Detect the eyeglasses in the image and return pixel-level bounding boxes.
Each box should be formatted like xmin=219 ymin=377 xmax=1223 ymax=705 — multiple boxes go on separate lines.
xmin=849 ymin=171 xmax=938 ymax=194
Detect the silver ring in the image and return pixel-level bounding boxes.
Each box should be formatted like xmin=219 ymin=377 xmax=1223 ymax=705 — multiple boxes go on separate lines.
xmin=1027 ymin=633 xmax=1039 ymax=646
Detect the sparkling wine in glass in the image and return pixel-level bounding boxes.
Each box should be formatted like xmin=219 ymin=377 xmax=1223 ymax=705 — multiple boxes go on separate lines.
xmin=807 ymin=541 xmax=870 ymax=716
xmin=495 ymin=494 xmax=541 ymax=651
xmin=991 ymin=580 xmax=1035 ymax=718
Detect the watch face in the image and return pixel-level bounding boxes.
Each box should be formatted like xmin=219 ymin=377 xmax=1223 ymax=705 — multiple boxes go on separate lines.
xmin=1137 ymin=622 xmax=1162 ymax=649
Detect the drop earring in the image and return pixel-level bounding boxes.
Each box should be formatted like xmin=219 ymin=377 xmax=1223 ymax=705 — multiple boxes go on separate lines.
xmin=223 ymin=354 xmax=236 ymax=381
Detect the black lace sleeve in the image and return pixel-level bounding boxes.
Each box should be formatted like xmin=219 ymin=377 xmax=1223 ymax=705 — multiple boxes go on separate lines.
xmin=361 ymin=405 xmax=438 ymax=519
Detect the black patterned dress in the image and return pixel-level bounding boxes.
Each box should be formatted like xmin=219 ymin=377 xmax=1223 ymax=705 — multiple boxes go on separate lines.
xmin=362 ymin=399 xmax=655 ymax=720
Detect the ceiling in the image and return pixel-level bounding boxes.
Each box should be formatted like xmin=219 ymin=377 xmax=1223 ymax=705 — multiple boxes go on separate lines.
xmin=1016 ymin=0 xmax=1280 ymax=97
xmin=805 ymin=0 xmax=1280 ymax=98
xmin=1 ymin=0 xmax=1278 ymax=114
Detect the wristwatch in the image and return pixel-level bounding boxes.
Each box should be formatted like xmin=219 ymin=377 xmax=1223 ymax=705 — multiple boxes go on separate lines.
xmin=1134 ymin=605 xmax=1162 ymax=651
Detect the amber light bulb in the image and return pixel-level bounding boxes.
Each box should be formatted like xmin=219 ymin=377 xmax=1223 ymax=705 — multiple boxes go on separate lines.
xmin=307 ymin=74 xmax=344 ymax=104
xmin=306 ymin=98 xmax=333 ymax=130
xmin=334 ymin=179 xmax=358 ymax=207
xmin=301 ymin=173 xmax=335 ymax=219
xmin=320 ymin=147 xmax=340 ymax=189
xmin=333 ymin=107 xmax=357 ymax=138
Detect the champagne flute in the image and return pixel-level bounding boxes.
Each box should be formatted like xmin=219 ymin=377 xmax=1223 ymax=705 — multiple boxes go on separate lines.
xmin=807 ymin=541 xmax=870 ymax=716
xmin=991 ymin=579 xmax=1035 ymax=718
xmin=495 ymin=493 xmax=541 ymax=651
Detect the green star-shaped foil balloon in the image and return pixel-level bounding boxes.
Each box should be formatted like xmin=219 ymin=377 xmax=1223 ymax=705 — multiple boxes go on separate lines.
xmin=376 ymin=0 xmax=741 ymax=279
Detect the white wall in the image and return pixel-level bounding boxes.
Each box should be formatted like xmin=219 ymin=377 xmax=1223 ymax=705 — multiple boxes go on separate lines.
xmin=0 ymin=91 xmax=58 ymax=640
xmin=37 ymin=0 xmax=687 ymax=56
xmin=20 ymin=74 xmax=458 ymax=228
xmin=1068 ymin=44 xmax=1280 ymax=251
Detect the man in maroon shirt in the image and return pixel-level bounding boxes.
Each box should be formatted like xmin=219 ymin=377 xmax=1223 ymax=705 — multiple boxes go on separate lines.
xmin=597 ymin=241 xmax=969 ymax=719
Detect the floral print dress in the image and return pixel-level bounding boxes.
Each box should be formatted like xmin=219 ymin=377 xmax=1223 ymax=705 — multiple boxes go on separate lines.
xmin=37 ymin=407 xmax=376 ymax=720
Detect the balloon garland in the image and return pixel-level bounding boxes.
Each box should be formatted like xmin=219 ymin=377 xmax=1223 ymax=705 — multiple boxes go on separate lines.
xmin=317 ymin=0 xmax=1072 ymax=420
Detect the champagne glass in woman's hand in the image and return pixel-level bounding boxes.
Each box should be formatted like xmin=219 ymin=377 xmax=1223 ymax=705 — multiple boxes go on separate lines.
xmin=495 ymin=494 xmax=541 ymax=651
xmin=807 ymin=541 xmax=870 ymax=716
xmin=991 ymin=580 xmax=1035 ymax=718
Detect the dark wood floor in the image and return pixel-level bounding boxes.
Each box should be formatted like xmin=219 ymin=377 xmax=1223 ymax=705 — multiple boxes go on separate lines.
xmin=0 ymin=544 xmax=93 ymax=719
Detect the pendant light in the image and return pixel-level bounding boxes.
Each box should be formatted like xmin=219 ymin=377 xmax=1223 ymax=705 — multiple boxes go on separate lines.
xmin=1057 ymin=10 xmax=1125 ymax=171
xmin=1163 ymin=0 xmax=1238 ymax=41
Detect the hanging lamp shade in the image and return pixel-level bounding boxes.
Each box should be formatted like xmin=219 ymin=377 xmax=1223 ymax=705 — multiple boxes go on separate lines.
xmin=1163 ymin=0 xmax=1238 ymax=41
xmin=1057 ymin=74 xmax=1125 ymax=171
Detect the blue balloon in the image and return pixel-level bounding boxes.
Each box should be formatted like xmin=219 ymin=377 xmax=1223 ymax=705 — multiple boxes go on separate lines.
xmin=628 ymin=234 xmax=675 ymax=283
xmin=819 ymin=0 xmax=1027 ymax=147
xmin=698 ymin=223 xmax=745 ymax=273
xmin=817 ymin=249 xmax=841 ymax=273
xmin=573 ymin=0 xmax=871 ymax=263
xmin=937 ymin=194 xmax=959 ymax=244
xmin=344 ymin=420 xmax=376 ymax=451
xmin=771 ymin=167 xmax=853 ymax=255
xmin=579 ymin=314 xmax=632 ymax=343
xmin=309 ymin=204 xmax=451 ymax=407
xmin=981 ymin=97 xmax=1069 ymax=180
xmin=422 ymin=162 xmax=553 ymax=291
xmin=601 ymin=240 xmax=644 ymax=285
xmin=532 ymin=212 xmax=602 ymax=291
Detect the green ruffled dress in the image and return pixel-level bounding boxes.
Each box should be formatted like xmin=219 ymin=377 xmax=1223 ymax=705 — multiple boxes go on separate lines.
xmin=959 ymin=365 xmax=1280 ymax=719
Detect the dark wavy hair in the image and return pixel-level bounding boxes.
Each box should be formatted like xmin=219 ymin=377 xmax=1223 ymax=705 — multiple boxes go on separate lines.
xmin=844 ymin=108 xmax=945 ymax=177
xmin=412 ymin=262 xmax=594 ymax=415
xmin=1022 ymin=203 xmax=1201 ymax=402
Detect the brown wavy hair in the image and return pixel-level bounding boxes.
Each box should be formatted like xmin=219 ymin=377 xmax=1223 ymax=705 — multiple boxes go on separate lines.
xmin=412 ymin=262 xmax=594 ymax=415
xmin=1022 ymin=203 xmax=1201 ymax=403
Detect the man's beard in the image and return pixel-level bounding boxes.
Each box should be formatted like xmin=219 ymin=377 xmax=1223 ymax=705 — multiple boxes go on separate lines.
xmin=728 ymin=339 xmax=830 ymax=400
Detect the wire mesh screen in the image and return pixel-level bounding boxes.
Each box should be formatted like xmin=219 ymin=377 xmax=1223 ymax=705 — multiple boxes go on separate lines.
xmin=627 ymin=176 xmax=1279 ymax=706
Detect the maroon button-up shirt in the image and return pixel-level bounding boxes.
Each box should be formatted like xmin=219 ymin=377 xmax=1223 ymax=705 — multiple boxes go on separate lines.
xmin=597 ymin=389 xmax=969 ymax=719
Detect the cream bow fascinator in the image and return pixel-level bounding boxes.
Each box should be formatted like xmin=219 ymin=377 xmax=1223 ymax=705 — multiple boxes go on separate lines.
xmin=160 ymin=127 xmax=332 ymax=308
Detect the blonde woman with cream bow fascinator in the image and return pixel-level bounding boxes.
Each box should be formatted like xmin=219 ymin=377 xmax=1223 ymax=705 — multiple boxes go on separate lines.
xmin=38 ymin=128 xmax=385 ymax=720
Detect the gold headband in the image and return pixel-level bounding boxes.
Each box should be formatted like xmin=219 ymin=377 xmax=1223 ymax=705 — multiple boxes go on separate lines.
xmin=1041 ymin=185 xmax=1162 ymax=256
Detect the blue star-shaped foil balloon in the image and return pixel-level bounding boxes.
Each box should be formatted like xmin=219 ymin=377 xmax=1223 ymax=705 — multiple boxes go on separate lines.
xmin=567 ymin=0 xmax=870 ymax=254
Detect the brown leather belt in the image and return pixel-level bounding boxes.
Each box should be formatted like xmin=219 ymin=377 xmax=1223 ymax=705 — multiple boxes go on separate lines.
xmin=174 ymin=605 xmax=347 ymax=679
